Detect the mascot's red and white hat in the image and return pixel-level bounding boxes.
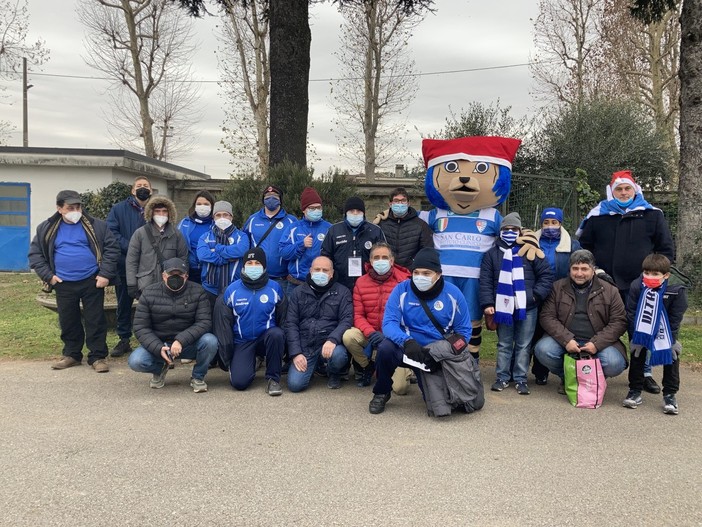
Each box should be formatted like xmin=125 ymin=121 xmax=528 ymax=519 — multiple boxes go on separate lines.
xmin=422 ymin=136 xmax=522 ymax=170
xmin=606 ymin=169 xmax=642 ymax=200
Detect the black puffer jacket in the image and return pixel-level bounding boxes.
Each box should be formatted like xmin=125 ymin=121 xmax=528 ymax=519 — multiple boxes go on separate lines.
xmin=133 ymin=280 xmax=212 ymax=358
xmin=376 ymin=207 xmax=434 ymax=268
xmin=579 ymin=209 xmax=674 ymax=291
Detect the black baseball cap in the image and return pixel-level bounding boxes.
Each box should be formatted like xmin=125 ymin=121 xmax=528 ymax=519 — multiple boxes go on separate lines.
xmin=163 ymin=258 xmax=188 ymax=274
xmin=56 ymin=190 xmax=82 ymax=205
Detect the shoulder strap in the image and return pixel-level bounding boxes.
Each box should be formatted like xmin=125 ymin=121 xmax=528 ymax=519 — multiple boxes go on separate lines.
xmin=256 ymin=218 xmax=281 ymax=246
xmin=418 ymin=297 xmax=445 ymax=336
xmin=143 ymin=225 xmax=166 ymax=269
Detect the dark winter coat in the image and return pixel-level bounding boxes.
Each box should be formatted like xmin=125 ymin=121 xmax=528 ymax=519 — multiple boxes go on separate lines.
xmin=285 ymin=281 xmax=353 ymax=358
xmin=106 ymin=196 xmax=146 ymax=274
xmin=133 ymin=280 xmax=212 ymax=358
xmin=478 ymin=240 xmax=554 ymax=311
xmin=540 ymin=276 xmax=628 ymax=359
xmin=578 ymin=209 xmax=675 ymax=291
xmin=626 ymin=277 xmax=688 ymax=341
xmin=375 ymin=207 xmax=434 ymax=268
xmin=28 ymin=212 xmax=120 ymax=284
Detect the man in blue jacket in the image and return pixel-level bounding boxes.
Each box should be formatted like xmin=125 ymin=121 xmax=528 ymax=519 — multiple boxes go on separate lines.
xmin=214 ymin=247 xmax=286 ymax=396
xmin=243 ymin=185 xmax=296 ymax=290
xmin=369 ymin=248 xmax=473 ymax=414
xmin=106 ymin=176 xmax=151 ymax=357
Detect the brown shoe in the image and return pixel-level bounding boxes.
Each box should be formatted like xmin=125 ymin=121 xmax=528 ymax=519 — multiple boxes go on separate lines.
xmin=92 ymin=359 xmax=109 ymax=373
xmin=51 ymin=356 xmax=81 ymax=370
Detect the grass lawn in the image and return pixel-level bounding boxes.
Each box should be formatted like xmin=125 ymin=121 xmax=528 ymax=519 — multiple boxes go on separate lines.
xmin=1 ymin=272 xmax=702 ymax=364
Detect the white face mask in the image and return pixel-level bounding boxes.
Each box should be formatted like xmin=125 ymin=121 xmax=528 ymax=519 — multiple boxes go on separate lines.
xmin=195 ymin=205 xmax=211 ymax=217
xmin=153 ymin=214 xmax=168 ymax=227
xmin=215 ymin=218 xmax=232 ymax=231
xmin=64 ymin=211 xmax=82 ymax=224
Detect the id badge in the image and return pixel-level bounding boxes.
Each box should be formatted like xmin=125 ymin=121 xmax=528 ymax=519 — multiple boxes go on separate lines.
xmin=348 ymin=257 xmax=362 ymax=277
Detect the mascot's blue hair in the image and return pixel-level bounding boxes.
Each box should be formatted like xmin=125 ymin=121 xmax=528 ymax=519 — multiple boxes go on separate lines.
xmin=424 ymin=164 xmax=512 ymax=211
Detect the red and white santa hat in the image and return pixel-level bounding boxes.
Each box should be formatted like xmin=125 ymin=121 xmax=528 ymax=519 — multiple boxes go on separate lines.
xmin=422 ymin=136 xmax=522 ymax=170
xmin=606 ymin=169 xmax=642 ymax=200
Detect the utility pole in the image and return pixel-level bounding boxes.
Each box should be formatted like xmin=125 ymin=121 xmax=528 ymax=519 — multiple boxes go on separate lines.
xmin=22 ymin=57 xmax=33 ymax=147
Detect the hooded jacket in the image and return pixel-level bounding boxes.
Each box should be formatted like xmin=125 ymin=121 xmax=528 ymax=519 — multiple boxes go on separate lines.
xmin=535 ymin=227 xmax=581 ymax=281
xmin=126 ymin=196 xmax=189 ymax=292
xmin=375 ymin=207 xmax=434 ymax=268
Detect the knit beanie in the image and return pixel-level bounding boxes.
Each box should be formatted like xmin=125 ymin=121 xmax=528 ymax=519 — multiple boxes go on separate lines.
xmin=540 ymin=207 xmax=563 ymax=224
xmin=262 ymin=185 xmax=283 ymax=203
xmin=412 ymin=248 xmax=442 ymax=273
xmin=300 ymin=187 xmax=322 ymax=211
xmin=500 ymin=212 xmax=522 ymax=229
xmin=243 ymin=246 xmax=267 ymax=268
xmin=213 ymin=201 xmax=233 ymax=216
xmin=344 ymin=196 xmax=365 ymax=213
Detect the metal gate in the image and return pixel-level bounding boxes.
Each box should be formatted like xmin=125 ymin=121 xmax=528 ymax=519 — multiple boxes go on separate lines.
xmin=0 ymin=182 xmax=31 ymax=271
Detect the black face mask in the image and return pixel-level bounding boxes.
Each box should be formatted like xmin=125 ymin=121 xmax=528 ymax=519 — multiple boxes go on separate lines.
xmin=135 ymin=188 xmax=151 ymax=201
xmin=166 ymin=274 xmax=185 ymax=291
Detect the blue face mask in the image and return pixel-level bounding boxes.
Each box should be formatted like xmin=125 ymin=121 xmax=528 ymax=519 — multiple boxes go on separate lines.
xmin=372 ymin=260 xmax=391 ymax=275
xmin=500 ymin=230 xmax=519 ymax=245
xmin=311 ymin=271 xmax=330 ymax=287
xmin=346 ymin=213 xmax=364 ymax=227
xmin=540 ymin=227 xmax=561 ymax=240
xmin=306 ymin=209 xmax=323 ymax=222
xmin=615 ymin=197 xmax=634 ymax=208
xmin=391 ymin=203 xmax=408 ymax=216
xmin=244 ymin=265 xmax=264 ymax=280
xmin=412 ymin=275 xmax=434 ymax=292
xmin=264 ymin=197 xmax=280 ymax=211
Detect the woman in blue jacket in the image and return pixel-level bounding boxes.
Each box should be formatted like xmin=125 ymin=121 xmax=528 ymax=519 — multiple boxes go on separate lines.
xmin=178 ymin=191 xmax=215 ymax=284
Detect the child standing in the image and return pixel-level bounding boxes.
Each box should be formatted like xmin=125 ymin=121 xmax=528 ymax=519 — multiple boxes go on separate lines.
xmin=480 ymin=212 xmax=554 ymax=395
xmin=623 ymin=254 xmax=688 ymax=414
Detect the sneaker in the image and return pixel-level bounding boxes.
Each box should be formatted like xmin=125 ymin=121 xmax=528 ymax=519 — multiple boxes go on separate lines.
xmin=623 ymin=390 xmax=643 ymax=409
xmin=663 ymin=394 xmax=678 ymax=415
xmin=515 ymin=382 xmax=530 ymax=395
xmin=110 ymin=338 xmax=132 ymax=358
xmin=327 ymin=375 xmax=341 ymax=390
xmin=91 ymin=359 xmax=109 ymax=373
xmin=356 ymin=363 xmax=374 ymax=387
xmin=369 ymin=393 xmax=391 ymax=414
xmin=51 ymin=356 xmax=81 ymax=370
xmin=190 ymin=378 xmax=208 ymax=393
xmin=149 ymin=362 xmax=169 ymax=389
xmin=644 ymin=376 xmax=662 ymax=394
xmin=181 ymin=359 xmax=193 ymax=364
xmin=491 ymin=380 xmax=509 ymax=392
xmin=535 ymin=376 xmax=548 ymax=386
xmin=266 ymin=379 xmax=283 ymax=396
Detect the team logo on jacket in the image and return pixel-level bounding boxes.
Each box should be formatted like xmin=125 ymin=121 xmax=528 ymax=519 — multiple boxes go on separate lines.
xmin=436 ymin=218 xmax=449 ymax=232
xmin=364 ymin=241 xmax=372 ymax=250
xmin=434 ymin=300 xmax=444 ymax=311
xmin=260 ymin=294 xmax=269 ymax=303
xmin=276 ymin=222 xmax=283 ymax=229
xmin=317 ymin=233 xmax=325 ymax=241
xmin=476 ymin=220 xmax=487 ymax=233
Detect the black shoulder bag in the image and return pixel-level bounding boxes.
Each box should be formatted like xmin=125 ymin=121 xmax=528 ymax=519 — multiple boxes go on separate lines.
xmin=143 ymin=225 xmax=167 ymax=271
xmin=417 ymin=298 xmax=468 ymax=355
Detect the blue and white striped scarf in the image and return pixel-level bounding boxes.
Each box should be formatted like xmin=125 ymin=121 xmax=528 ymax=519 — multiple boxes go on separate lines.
xmin=632 ymin=280 xmax=674 ymax=366
xmin=494 ymin=245 xmax=527 ymax=325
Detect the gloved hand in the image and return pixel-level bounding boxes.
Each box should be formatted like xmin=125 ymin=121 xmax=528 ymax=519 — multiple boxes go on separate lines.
xmin=403 ymin=339 xmax=424 ymax=363
xmin=128 ymin=285 xmax=140 ymax=299
xmin=424 ymin=353 xmax=440 ymax=373
xmin=630 ymin=343 xmax=645 ymax=358
xmin=516 ymin=229 xmax=545 ymax=261
xmin=368 ymin=331 xmax=385 ymax=347
xmin=595 ymin=268 xmax=615 ymax=285
xmin=672 ymin=340 xmax=682 ymax=360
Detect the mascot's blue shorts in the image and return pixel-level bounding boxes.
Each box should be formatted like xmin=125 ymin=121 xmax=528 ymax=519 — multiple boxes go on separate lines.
xmin=444 ymin=276 xmax=482 ymax=321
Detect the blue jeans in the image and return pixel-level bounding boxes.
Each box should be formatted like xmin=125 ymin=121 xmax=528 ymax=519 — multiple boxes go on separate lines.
xmin=534 ymin=335 xmax=627 ymax=379
xmin=287 ymin=344 xmax=348 ymax=393
xmin=229 ymin=327 xmax=284 ymax=390
xmin=495 ymin=307 xmax=537 ymax=384
xmin=128 ymin=333 xmax=219 ymax=381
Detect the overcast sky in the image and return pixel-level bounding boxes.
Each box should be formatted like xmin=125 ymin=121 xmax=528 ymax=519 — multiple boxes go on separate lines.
xmin=3 ymin=0 xmax=540 ymax=179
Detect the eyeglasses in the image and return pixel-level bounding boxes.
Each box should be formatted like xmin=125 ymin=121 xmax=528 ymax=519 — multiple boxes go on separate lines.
xmin=306 ymin=206 xmax=322 ymax=211
xmin=391 ymin=199 xmax=408 ymax=204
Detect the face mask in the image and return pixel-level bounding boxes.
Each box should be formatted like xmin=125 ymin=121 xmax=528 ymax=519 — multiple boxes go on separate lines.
xmin=540 ymin=227 xmax=561 ymax=240
xmin=306 ymin=209 xmax=323 ymax=222
xmin=311 ymin=272 xmax=330 ymax=287
xmin=135 ymin=188 xmax=151 ymax=201
xmin=264 ymin=197 xmax=280 ymax=211
xmin=244 ymin=265 xmax=264 ymax=280
xmin=500 ymin=230 xmax=519 ymax=245
xmin=346 ymin=213 xmax=364 ymax=227
xmin=153 ymin=214 xmax=168 ymax=227
xmin=391 ymin=203 xmax=409 ymax=216
xmin=615 ymin=197 xmax=634 ymax=208
xmin=64 ymin=211 xmax=82 ymax=224
xmin=195 ymin=205 xmax=211 ymax=218
xmin=412 ymin=275 xmax=434 ymax=292
xmin=372 ymin=260 xmax=391 ymax=275
xmin=166 ymin=274 xmax=185 ymax=291
xmin=215 ymin=218 xmax=232 ymax=231
xmin=642 ymin=275 xmax=664 ymax=289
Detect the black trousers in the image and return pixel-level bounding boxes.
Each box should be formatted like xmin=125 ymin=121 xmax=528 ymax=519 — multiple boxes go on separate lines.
xmin=628 ymin=348 xmax=680 ymax=395
xmin=54 ymin=276 xmax=108 ymax=364
xmin=114 ymin=274 xmax=134 ymax=339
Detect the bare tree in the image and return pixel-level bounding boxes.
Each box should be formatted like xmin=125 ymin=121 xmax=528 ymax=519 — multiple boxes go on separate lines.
xmin=332 ymin=0 xmax=423 ymax=183
xmin=217 ymin=0 xmax=270 ymax=178
xmin=78 ymin=0 xmax=201 ymax=160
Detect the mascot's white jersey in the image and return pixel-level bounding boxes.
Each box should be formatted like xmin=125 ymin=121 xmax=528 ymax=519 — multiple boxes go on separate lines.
xmin=419 ymin=207 xmax=502 ymax=279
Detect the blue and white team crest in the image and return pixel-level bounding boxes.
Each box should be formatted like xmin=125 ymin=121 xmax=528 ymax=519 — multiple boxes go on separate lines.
xmin=317 ymin=233 xmax=325 ymax=241
xmin=436 ymin=217 xmax=449 ymax=232
xmin=476 ymin=220 xmax=487 ymax=233
xmin=260 ymin=294 xmax=269 ymax=303
xmin=434 ymin=300 xmax=444 ymax=311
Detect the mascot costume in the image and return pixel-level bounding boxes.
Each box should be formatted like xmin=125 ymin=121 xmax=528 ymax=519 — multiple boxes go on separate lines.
xmin=419 ymin=136 xmax=542 ymax=358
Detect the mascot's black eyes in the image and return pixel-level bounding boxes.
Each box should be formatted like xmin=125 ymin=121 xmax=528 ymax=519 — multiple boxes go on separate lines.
xmin=473 ymin=162 xmax=490 ymax=174
xmin=443 ymin=161 xmax=460 ymax=173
